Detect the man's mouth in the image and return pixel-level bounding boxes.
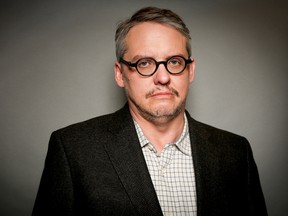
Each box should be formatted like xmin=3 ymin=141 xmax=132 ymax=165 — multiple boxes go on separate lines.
xmin=146 ymin=88 xmax=179 ymax=98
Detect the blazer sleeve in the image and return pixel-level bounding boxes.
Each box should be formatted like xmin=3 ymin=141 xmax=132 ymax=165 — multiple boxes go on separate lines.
xmin=32 ymin=132 xmax=75 ymax=216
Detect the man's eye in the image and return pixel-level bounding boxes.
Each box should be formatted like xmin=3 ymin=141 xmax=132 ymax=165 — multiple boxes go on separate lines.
xmin=170 ymin=60 xmax=180 ymax=65
xmin=169 ymin=59 xmax=181 ymax=66
xmin=139 ymin=62 xmax=148 ymax=67
xmin=168 ymin=57 xmax=184 ymax=67
xmin=138 ymin=59 xmax=153 ymax=68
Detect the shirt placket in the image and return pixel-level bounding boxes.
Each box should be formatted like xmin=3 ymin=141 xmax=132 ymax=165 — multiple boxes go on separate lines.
xmin=157 ymin=144 xmax=177 ymax=214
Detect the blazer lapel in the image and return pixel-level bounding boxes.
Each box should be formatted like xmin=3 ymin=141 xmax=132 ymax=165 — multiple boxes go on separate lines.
xmin=186 ymin=111 xmax=225 ymax=216
xmin=103 ymin=105 xmax=163 ymax=216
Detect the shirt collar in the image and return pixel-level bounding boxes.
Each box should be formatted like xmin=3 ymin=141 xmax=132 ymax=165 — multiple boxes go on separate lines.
xmin=133 ymin=114 xmax=191 ymax=156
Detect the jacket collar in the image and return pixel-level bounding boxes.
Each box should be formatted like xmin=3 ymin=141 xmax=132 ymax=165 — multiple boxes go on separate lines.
xmin=185 ymin=111 xmax=223 ymax=215
xmin=103 ymin=104 xmax=163 ymax=216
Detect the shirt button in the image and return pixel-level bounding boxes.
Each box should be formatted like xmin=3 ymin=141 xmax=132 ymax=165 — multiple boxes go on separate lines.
xmin=166 ymin=212 xmax=172 ymax=216
xmin=148 ymin=144 xmax=154 ymax=151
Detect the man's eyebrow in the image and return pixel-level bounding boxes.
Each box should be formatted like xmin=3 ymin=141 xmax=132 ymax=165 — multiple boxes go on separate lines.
xmin=130 ymin=55 xmax=150 ymax=62
xmin=130 ymin=53 xmax=188 ymax=62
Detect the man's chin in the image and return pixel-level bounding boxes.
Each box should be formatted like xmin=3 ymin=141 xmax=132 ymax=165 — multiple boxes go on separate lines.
xmin=128 ymin=97 xmax=186 ymax=124
xmin=140 ymin=104 xmax=184 ymax=124
xmin=152 ymin=108 xmax=176 ymax=117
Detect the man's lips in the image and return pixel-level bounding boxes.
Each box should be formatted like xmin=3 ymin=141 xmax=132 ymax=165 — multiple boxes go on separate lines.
xmin=149 ymin=92 xmax=174 ymax=97
xmin=145 ymin=88 xmax=179 ymax=98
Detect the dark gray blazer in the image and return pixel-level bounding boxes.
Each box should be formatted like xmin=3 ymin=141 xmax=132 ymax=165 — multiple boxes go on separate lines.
xmin=32 ymin=104 xmax=267 ymax=216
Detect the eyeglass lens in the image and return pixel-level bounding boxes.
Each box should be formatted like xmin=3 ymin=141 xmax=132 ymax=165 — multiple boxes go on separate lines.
xmin=136 ymin=56 xmax=187 ymax=75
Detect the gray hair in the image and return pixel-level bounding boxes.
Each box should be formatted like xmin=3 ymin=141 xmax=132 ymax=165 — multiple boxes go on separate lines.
xmin=115 ymin=7 xmax=191 ymax=61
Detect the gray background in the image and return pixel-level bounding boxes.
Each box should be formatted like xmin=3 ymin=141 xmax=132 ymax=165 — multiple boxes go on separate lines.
xmin=1 ymin=0 xmax=287 ymax=215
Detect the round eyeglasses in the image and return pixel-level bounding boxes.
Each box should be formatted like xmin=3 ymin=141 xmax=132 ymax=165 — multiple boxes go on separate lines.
xmin=120 ymin=55 xmax=193 ymax=76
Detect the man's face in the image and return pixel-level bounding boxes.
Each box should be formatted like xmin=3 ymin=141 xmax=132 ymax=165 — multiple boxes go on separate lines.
xmin=114 ymin=22 xmax=195 ymax=124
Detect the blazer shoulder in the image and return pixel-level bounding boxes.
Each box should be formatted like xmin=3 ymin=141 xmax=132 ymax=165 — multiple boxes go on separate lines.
xmin=51 ymin=104 xmax=131 ymax=140
xmin=54 ymin=113 xmax=112 ymax=136
xmin=186 ymin=111 xmax=249 ymax=148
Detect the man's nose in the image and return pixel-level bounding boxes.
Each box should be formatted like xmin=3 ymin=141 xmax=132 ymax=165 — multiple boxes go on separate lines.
xmin=153 ymin=63 xmax=171 ymax=85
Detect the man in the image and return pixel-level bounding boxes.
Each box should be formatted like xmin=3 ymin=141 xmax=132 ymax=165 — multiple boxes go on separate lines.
xmin=33 ymin=7 xmax=267 ymax=216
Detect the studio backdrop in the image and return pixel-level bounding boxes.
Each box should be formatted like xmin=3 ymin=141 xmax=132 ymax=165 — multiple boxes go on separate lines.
xmin=0 ymin=0 xmax=287 ymax=215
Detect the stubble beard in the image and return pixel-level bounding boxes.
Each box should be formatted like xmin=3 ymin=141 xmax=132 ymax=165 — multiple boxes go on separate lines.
xmin=128 ymin=94 xmax=187 ymax=126
xmin=122 ymin=73 xmax=187 ymax=125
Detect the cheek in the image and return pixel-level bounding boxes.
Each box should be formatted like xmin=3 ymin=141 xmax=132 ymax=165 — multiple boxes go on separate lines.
xmin=174 ymin=77 xmax=191 ymax=93
xmin=123 ymin=75 xmax=147 ymax=95
xmin=122 ymin=73 xmax=134 ymax=90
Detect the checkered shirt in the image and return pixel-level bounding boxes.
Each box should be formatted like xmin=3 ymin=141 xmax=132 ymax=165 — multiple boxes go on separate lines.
xmin=134 ymin=115 xmax=197 ymax=216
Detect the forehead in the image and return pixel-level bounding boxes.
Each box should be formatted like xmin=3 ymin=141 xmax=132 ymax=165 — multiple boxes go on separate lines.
xmin=124 ymin=22 xmax=187 ymax=59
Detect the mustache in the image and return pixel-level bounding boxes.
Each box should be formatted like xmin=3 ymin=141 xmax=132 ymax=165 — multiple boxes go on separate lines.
xmin=145 ymin=87 xmax=179 ymax=98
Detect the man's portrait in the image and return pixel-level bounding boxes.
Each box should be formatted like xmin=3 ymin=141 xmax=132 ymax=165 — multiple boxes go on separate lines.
xmin=0 ymin=1 xmax=287 ymax=215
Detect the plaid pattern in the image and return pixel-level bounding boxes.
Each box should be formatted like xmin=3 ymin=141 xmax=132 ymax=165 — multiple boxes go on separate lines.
xmin=134 ymin=115 xmax=197 ymax=216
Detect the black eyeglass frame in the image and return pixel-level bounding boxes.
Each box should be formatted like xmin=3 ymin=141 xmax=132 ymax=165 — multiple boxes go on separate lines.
xmin=120 ymin=55 xmax=193 ymax=77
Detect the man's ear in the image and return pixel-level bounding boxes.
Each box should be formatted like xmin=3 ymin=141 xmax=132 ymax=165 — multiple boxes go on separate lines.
xmin=114 ymin=61 xmax=124 ymax=87
xmin=189 ymin=58 xmax=195 ymax=84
